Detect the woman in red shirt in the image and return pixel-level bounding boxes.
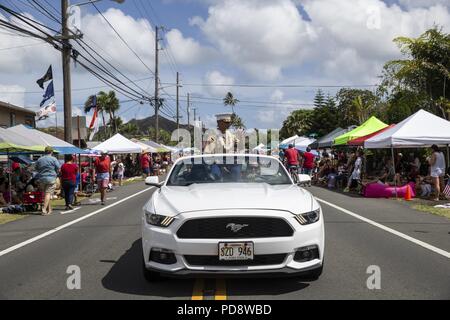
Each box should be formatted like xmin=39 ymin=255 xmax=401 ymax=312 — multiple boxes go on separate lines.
xmin=61 ymin=154 xmax=78 ymax=210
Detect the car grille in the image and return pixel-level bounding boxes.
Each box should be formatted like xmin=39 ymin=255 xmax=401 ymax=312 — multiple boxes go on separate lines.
xmin=176 ymin=217 xmax=294 ymax=239
xmin=184 ymin=254 xmax=287 ymax=266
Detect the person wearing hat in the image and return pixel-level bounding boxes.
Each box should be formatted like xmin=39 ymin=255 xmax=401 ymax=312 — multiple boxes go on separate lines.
xmin=93 ymin=150 xmax=111 ymax=205
xmin=35 ymin=146 xmax=61 ymax=215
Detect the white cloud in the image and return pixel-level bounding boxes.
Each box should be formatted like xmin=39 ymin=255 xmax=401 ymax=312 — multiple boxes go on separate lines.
xmin=192 ymin=0 xmax=313 ymax=80
xmin=166 ymin=29 xmax=216 ymax=65
xmin=0 ymin=84 xmax=26 ymax=106
xmin=398 ymin=0 xmax=449 ymax=9
xmin=202 ymin=114 xmax=218 ymax=129
xmin=203 ymin=70 xmax=235 ymax=96
xmin=0 ymin=13 xmax=59 ymax=74
xmin=192 ymin=0 xmax=450 ymax=83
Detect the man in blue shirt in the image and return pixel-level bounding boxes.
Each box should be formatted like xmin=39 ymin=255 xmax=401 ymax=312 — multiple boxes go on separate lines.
xmin=35 ymin=146 xmax=61 ymax=215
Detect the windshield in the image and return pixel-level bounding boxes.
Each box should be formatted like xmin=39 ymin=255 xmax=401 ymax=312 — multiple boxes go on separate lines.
xmin=167 ymin=156 xmax=292 ymax=186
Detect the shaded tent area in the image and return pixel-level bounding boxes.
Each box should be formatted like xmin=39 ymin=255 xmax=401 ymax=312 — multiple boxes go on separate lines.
xmin=334 ymin=117 xmax=388 ymax=146
xmin=6 ymin=125 xmax=84 ymax=154
xmin=93 ymin=134 xmax=143 ymax=154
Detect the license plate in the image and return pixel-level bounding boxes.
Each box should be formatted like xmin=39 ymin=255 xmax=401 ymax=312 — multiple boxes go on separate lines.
xmin=218 ymin=242 xmax=254 ymax=261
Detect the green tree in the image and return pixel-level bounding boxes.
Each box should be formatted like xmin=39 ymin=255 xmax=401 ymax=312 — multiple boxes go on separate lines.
xmin=335 ymin=88 xmax=379 ymax=126
xmin=223 ymin=92 xmax=239 ymax=114
xmin=280 ymin=109 xmax=313 ymax=140
xmin=99 ymin=91 xmax=120 ymax=135
xmin=379 ymin=26 xmax=450 ymax=119
xmin=352 ymin=95 xmax=374 ymax=124
xmin=308 ymin=91 xmax=338 ymax=137
xmin=231 ymin=113 xmax=245 ymax=129
xmin=120 ymin=122 xmax=139 ymax=137
xmin=313 ymin=89 xmax=326 ymax=109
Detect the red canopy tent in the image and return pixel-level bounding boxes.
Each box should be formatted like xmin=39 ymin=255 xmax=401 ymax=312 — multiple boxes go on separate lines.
xmin=347 ymin=125 xmax=395 ymax=146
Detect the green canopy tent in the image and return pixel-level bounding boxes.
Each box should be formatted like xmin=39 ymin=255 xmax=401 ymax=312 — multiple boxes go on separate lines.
xmin=0 ymin=128 xmax=46 ymax=205
xmin=333 ymin=116 xmax=388 ymax=146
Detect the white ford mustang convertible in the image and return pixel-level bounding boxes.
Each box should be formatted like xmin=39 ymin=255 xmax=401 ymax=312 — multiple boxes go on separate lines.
xmin=141 ymin=154 xmax=324 ymax=281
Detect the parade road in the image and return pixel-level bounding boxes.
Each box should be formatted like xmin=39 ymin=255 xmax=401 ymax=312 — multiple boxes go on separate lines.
xmin=0 ymin=182 xmax=449 ymax=300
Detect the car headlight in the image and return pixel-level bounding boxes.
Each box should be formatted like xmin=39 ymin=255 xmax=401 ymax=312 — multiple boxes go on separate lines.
xmin=145 ymin=211 xmax=174 ymax=227
xmin=295 ymin=209 xmax=320 ymax=225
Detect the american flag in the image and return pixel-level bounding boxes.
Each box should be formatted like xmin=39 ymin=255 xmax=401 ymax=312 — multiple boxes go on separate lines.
xmin=444 ymin=177 xmax=450 ymax=198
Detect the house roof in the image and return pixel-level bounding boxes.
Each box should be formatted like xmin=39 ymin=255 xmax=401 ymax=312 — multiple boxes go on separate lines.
xmin=0 ymin=101 xmax=36 ymax=116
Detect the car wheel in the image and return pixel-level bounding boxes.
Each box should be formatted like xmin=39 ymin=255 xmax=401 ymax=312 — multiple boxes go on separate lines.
xmin=142 ymin=258 xmax=164 ymax=282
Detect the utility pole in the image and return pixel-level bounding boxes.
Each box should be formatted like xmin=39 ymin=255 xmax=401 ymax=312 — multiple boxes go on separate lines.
xmin=187 ymin=93 xmax=190 ymax=130
xmin=154 ymin=26 xmax=160 ymax=143
xmin=193 ymin=108 xmax=197 ymax=127
xmin=176 ymin=72 xmax=180 ymax=130
xmin=61 ymin=0 xmax=73 ymax=143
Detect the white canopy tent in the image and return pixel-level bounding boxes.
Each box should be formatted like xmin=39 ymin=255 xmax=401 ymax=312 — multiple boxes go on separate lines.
xmin=295 ymin=138 xmax=316 ymax=149
xmin=280 ymin=135 xmax=300 ymax=146
xmin=365 ymin=109 xmax=450 ymax=197
xmin=93 ymin=134 xmax=143 ymax=154
xmin=365 ymin=110 xmax=450 ymax=149
xmin=131 ymin=139 xmax=158 ymax=153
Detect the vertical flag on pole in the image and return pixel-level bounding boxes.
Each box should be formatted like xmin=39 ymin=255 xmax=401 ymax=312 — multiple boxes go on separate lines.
xmin=36 ymin=65 xmax=57 ymax=121
xmin=88 ymin=95 xmax=99 ymax=141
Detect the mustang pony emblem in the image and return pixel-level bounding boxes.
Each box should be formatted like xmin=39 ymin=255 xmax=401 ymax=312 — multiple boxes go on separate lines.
xmin=226 ymin=223 xmax=249 ymax=233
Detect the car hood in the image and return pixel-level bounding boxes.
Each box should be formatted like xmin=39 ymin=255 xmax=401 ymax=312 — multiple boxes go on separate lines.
xmin=148 ymin=183 xmax=317 ymax=216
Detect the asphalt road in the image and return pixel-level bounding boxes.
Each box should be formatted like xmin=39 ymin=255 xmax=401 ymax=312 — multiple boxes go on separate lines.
xmin=0 ymin=182 xmax=449 ymax=300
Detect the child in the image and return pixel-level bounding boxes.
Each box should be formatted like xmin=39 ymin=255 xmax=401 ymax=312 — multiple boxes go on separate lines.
xmin=117 ymin=160 xmax=125 ymax=186
xmin=415 ymin=176 xmax=432 ymax=198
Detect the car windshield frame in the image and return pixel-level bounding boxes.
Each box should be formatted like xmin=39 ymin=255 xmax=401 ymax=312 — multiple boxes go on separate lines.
xmin=166 ymin=155 xmax=293 ymax=187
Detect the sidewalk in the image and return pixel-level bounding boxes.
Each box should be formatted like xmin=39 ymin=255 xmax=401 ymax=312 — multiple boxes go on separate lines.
xmin=309 ymin=186 xmax=450 ymax=252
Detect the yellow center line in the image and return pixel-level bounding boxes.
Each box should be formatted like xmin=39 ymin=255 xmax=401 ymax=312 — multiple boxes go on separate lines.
xmin=215 ymin=279 xmax=227 ymax=300
xmin=191 ymin=278 xmax=205 ymax=300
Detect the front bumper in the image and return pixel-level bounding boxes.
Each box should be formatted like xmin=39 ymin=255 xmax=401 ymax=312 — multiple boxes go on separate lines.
xmin=142 ymin=209 xmax=324 ymax=275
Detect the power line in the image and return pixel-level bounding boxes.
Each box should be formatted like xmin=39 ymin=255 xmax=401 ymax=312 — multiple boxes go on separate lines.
xmin=162 ymin=82 xmax=378 ymax=88
xmin=0 ymin=5 xmax=154 ymax=102
xmin=0 ymin=77 xmax=154 ymax=95
xmin=90 ymin=2 xmax=155 ymax=77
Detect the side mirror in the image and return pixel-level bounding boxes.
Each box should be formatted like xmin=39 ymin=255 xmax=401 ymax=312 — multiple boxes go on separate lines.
xmin=145 ymin=176 xmax=163 ymax=187
xmin=297 ymin=174 xmax=311 ymax=187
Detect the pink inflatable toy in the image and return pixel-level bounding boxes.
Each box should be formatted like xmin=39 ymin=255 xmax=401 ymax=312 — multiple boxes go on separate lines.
xmin=364 ymin=182 xmax=416 ymax=198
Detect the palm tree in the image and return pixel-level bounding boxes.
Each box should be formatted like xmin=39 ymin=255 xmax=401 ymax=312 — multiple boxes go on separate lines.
xmin=352 ymin=95 xmax=373 ymax=124
xmin=99 ymin=91 xmax=120 ymax=136
xmin=223 ymin=92 xmax=239 ymax=114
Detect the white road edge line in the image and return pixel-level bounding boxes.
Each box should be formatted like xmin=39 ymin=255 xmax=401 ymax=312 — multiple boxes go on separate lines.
xmin=0 ymin=187 xmax=154 ymax=258
xmin=316 ymin=197 xmax=450 ymax=259
xmin=60 ymin=207 xmax=81 ymax=215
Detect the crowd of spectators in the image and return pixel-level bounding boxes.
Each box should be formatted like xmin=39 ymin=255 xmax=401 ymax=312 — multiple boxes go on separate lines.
xmin=280 ymin=145 xmax=449 ymax=201
xmin=0 ymin=149 xmax=173 ymax=215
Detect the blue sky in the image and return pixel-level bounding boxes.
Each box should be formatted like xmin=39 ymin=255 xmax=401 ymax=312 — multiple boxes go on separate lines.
xmin=0 ymin=0 xmax=448 ymax=131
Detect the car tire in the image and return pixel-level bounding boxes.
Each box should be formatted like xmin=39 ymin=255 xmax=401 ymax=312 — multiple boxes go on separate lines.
xmin=142 ymin=258 xmax=164 ymax=282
